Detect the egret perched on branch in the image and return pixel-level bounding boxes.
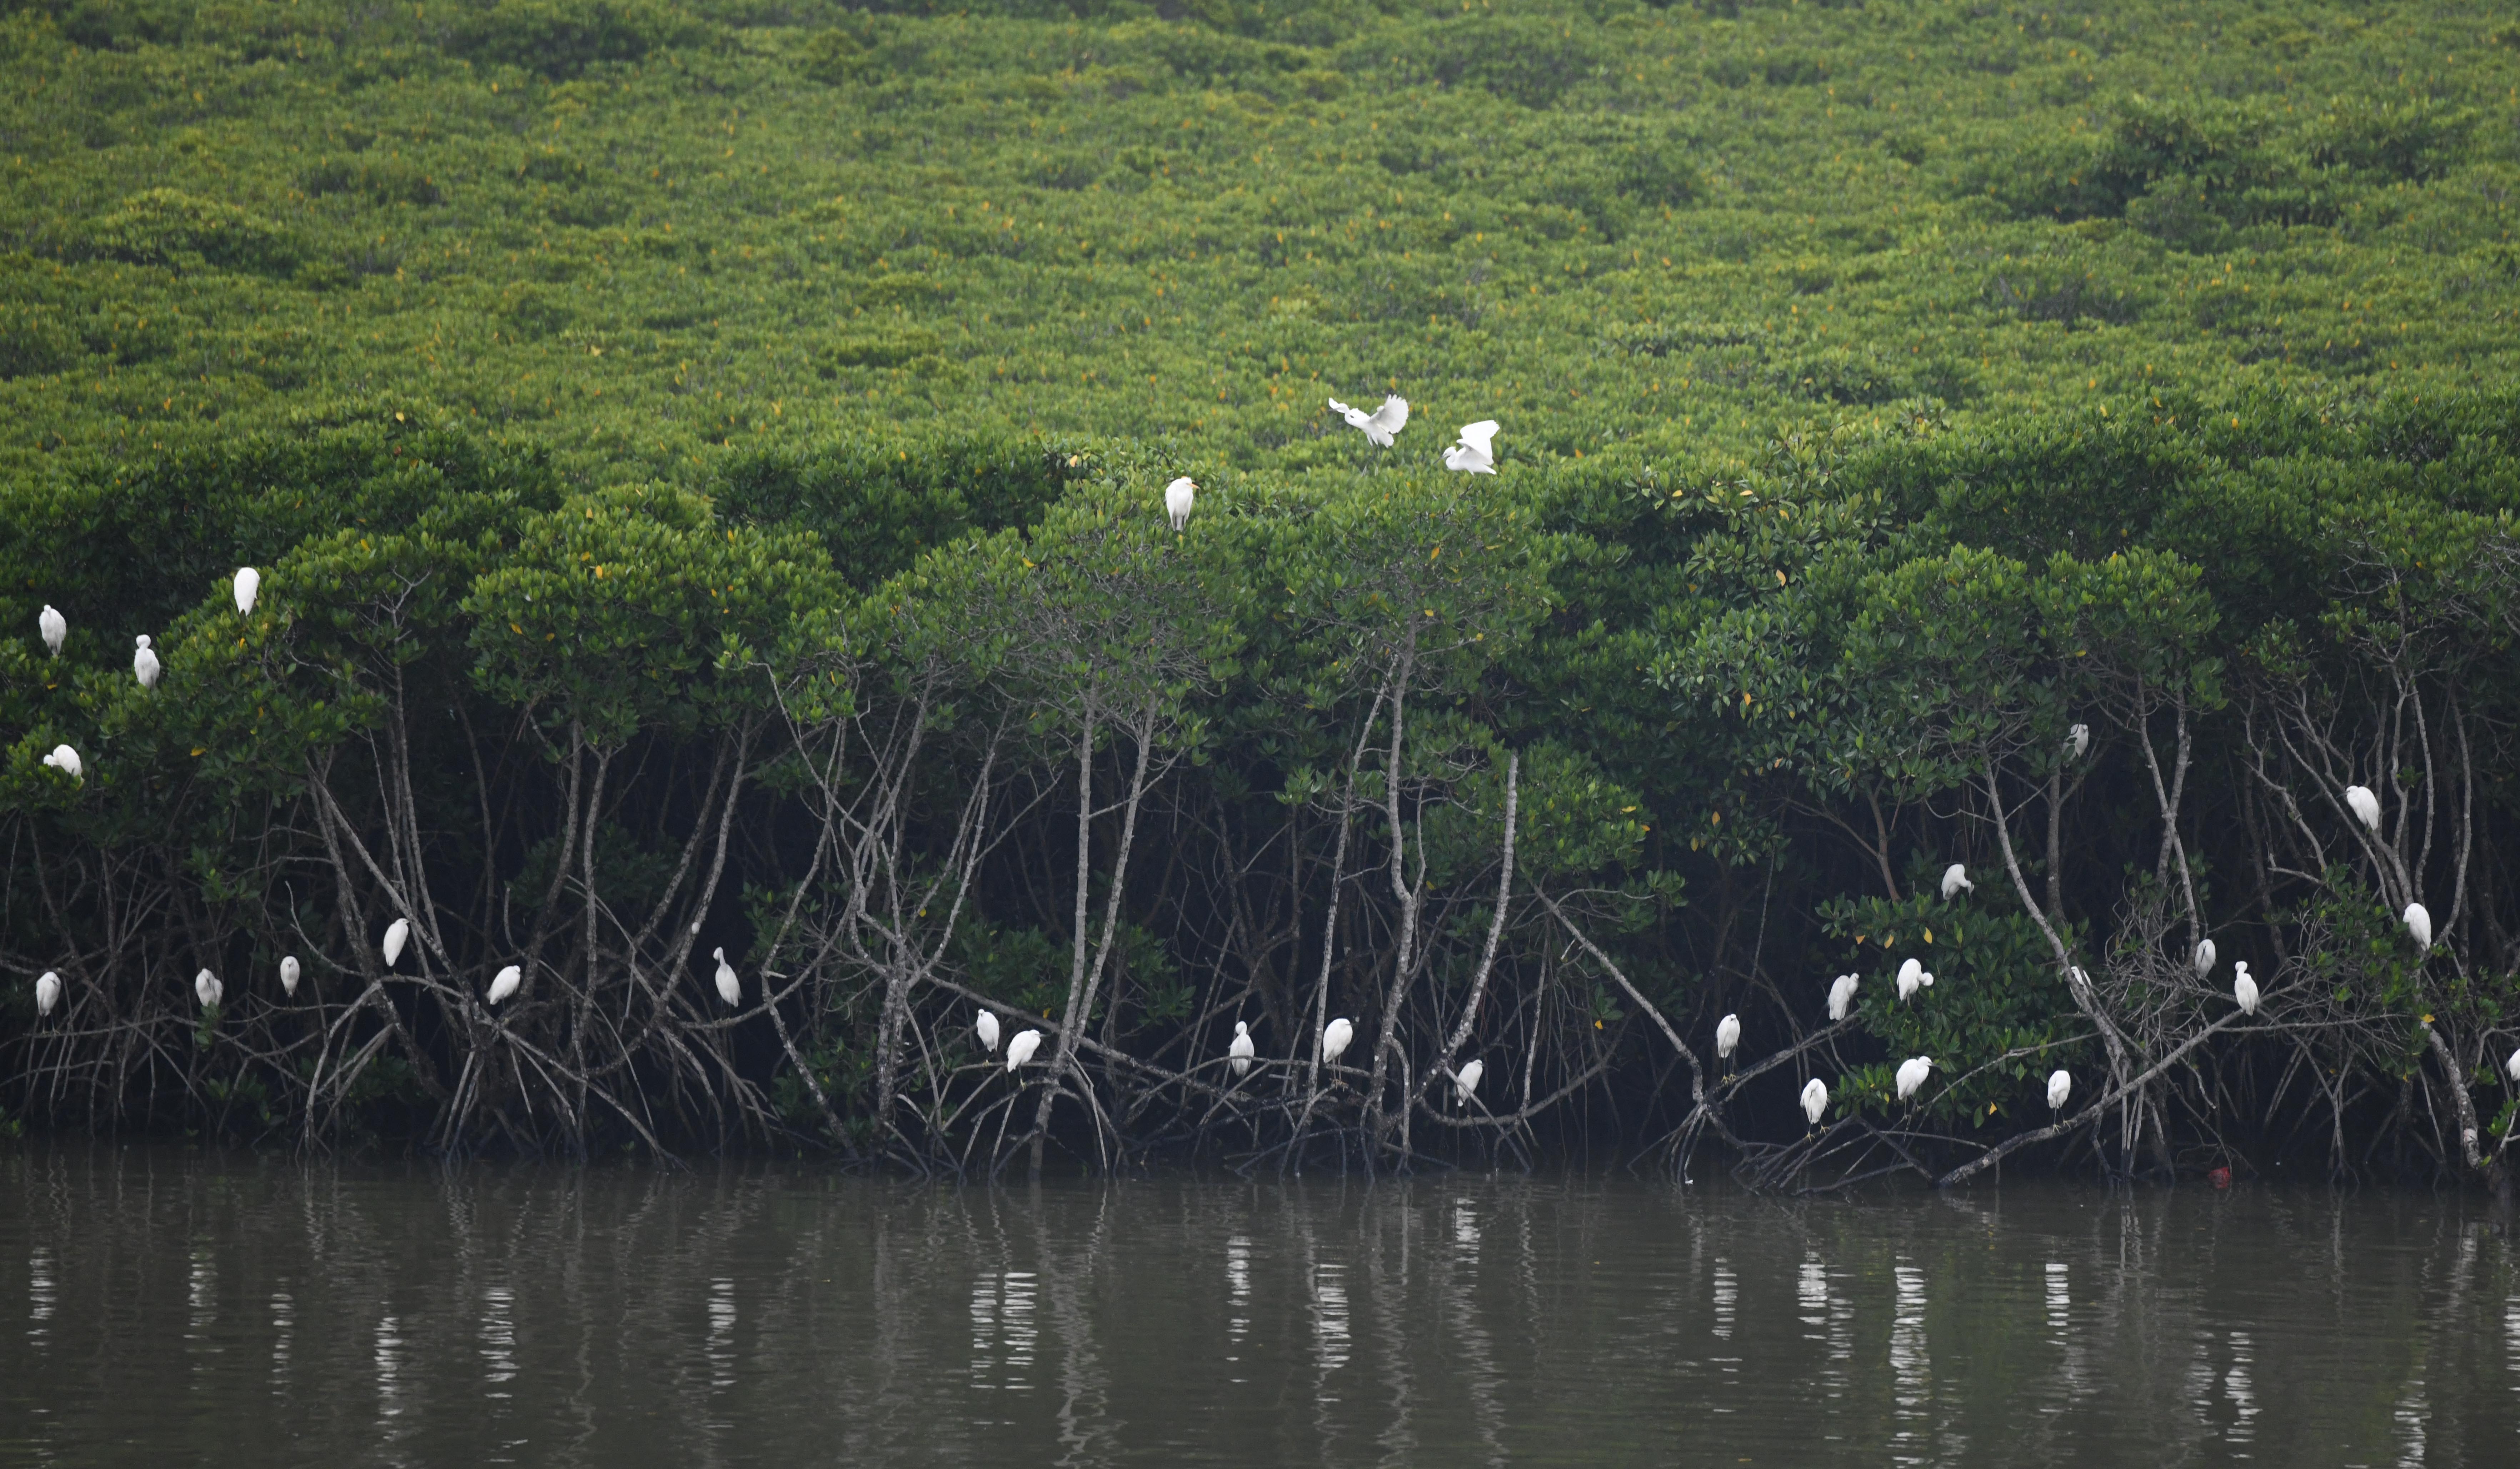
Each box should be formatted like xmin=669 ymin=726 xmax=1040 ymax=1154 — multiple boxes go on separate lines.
xmin=1164 ymin=477 xmax=1196 ymax=531
xmin=194 ymin=969 xmax=222 ymax=1009
xmin=39 ymin=604 xmax=65 ymax=657
xmin=41 ymin=745 xmax=82 ymax=782
xmin=487 ymin=965 xmax=522 ymax=1006
xmin=1442 ymin=420 xmax=1500 ymax=475
xmin=1327 ymin=394 xmax=1409 ymax=447
xmin=1895 ymin=1056 xmax=1933 ymax=1102
xmin=976 ymin=1009 xmax=1001 ymax=1056
xmin=2194 ymin=938 xmax=2216 ymax=976
xmin=1800 ymin=1077 xmax=1828 ymax=1131
xmin=2046 ymin=1069 xmax=2072 ymax=1111
xmin=1321 ymin=1017 xmax=1354 ymax=1066
xmin=1228 ymin=1020 xmax=1254 ymax=1077
xmin=279 ymin=955 xmax=300 ymax=997
xmin=2507 ymin=1047 xmax=2520 ymax=1084
xmin=2232 ymin=961 xmax=2258 ymax=1016
xmin=133 ymin=635 xmax=160 ymax=690
xmin=35 ymin=971 xmax=60 ymax=1017
xmin=2067 ymin=723 xmax=2090 ymax=758
xmin=2344 ymin=785 xmax=2381 ymax=833
xmin=1453 ymin=1058 xmax=1484 ymax=1108
xmin=1005 ymin=1028 xmax=1042 ymax=1073
xmin=233 ymin=567 xmax=260 ymax=617
xmin=1896 ymin=957 xmax=1933 ymax=1002
xmin=2404 ymin=903 xmax=2432 ymax=952
xmin=381 ymin=918 xmax=409 ymax=970
xmin=711 ymin=947 xmax=740 ymax=1005
xmin=1940 ymin=863 xmax=1972 ymax=900
xmin=1714 ymin=1013 xmax=1741 ymax=1075
xmin=1827 ymin=972 xmax=1859 ymax=1022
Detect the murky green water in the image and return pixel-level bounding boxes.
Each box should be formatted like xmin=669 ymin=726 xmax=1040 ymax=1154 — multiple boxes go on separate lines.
xmin=4 ymin=1147 xmax=2516 ymax=1466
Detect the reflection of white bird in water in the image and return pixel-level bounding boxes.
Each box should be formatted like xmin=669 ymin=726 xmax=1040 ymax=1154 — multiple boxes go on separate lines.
xmin=976 ymin=1009 xmax=1001 ymax=1055
xmin=2344 ymin=784 xmax=2381 ymax=833
xmin=1453 ymin=1058 xmax=1484 ymax=1107
xmin=381 ymin=918 xmax=409 ymax=969
xmin=279 ymin=955 xmax=300 ymax=997
xmin=39 ymin=604 xmax=65 ymax=656
xmin=133 ymin=635 xmax=160 ymax=689
xmin=43 ymin=745 xmax=82 ymax=781
xmin=1800 ymin=1077 xmax=1828 ymax=1129
xmin=711 ymin=947 xmax=740 ymax=1005
xmin=2233 ymin=961 xmax=2258 ymax=1015
xmin=1321 ymin=1017 xmax=1354 ymax=1066
xmin=2047 ymin=1069 xmax=2072 ymax=1111
xmin=1327 ymin=394 xmax=1409 ymax=447
xmin=234 ymin=567 xmax=260 ymax=616
xmin=1714 ymin=1013 xmax=1741 ymax=1070
xmin=2067 ymin=723 xmax=2089 ymax=758
xmin=2194 ymin=938 xmax=2216 ymax=976
xmin=1827 ymin=972 xmax=1859 ymax=1021
xmin=1940 ymin=863 xmax=1972 ymax=900
xmin=487 ymin=965 xmax=522 ymax=1006
xmin=36 ymin=971 xmax=61 ymax=1017
xmin=1164 ymin=476 xmax=1196 ymax=531
xmin=1442 ymin=420 xmax=1499 ymax=474
xmin=1005 ymin=1028 xmax=1042 ymax=1073
xmin=1228 ymin=1020 xmax=1254 ymax=1076
xmin=1895 ymin=1056 xmax=1933 ymax=1101
xmin=194 ymin=969 xmax=223 ymax=1009
xmin=2404 ymin=903 xmax=2432 ymax=952
xmin=1896 ymin=957 xmax=1933 ymax=1002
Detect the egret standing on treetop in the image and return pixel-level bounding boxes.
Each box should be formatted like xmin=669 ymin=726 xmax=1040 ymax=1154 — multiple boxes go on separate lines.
xmin=1228 ymin=1020 xmax=1255 ymax=1077
xmin=2233 ymin=961 xmax=2259 ymax=1016
xmin=1800 ymin=1077 xmax=1828 ymax=1130
xmin=2194 ymin=938 xmax=2217 ymax=976
xmin=1164 ymin=476 xmax=1196 ymax=531
xmin=279 ymin=955 xmax=300 ymax=997
xmin=1895 ymin=1056 xmax=1933 ymax=1101
xmin=1327 ymin=394 xmax=1409 ymax=447
xmin=1453 ymin=1058 xmax=1484 ymax=1108
xmin=1442 ymin=420 xmax=1500 ymax=474
xmin=711 ymin=947 xmax=740 ymax=1005
xmin=976 ymin=1009 xmax=1001 ymax=1056
xmin=2047 ymin=1069 xmax=2072 ymax=1111
xmin=39 ymin=604 xmax=65 ymax=657
xmin=1827 ymin=972 xmax=1860 ymax=1022
xmin=2404 ymin=903 xmax=2432 ymax=952
xmin=194 ymin=969 xmax=222 ymax=1009
xmin=133 ymin=635 xmax=160 ymax=690
xmin=41 ymin=745 xmax=81 ymax=781
xmin=1005 ymin=1028 xmax=1043 ymax=1073
xmin=487 ymin=965 xmax=522 ymax=1006
xmin=234 ymin=567 xmax=260 ymax=616
xmin=1321 ymin=1017 xmax=1354 ymax=1066
xmin=2345 ymin=785 xmax=2381 ymax=833
xmin=381 ymin=918 xmax=409 ymax=969
xmin=2067 ymin=723 xmax=2090 ymax=758
xmin=1897 ymin=957 xmax=1934 ymax=1002
xmin=35 ymin=971 xmax=60 ymax=1017
xmin=1715 ymin=1013 xmax=1741 ymax=1073
xmin=1941 ymin=863 xmax=1972 ymax=900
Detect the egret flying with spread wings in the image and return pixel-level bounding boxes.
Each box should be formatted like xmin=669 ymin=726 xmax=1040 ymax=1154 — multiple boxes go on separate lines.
xmin=1442 ymin=420 xmax=1499 ymax=474
xmin=1327 ymin=394 xmax=1409 ymax=447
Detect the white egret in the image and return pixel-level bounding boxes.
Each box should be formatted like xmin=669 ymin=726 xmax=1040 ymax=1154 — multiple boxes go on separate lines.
xmin=1228 ymin=1020 xmax=1255 ymax=1077
xmin=2404 ymin=903 xmax=2432 ymax=952
xmin=2194 ymin=938 xmax=2217 ymax=976
xmin=194 ymin=969 xmax=223 ymax=1009
xmin=2068 ymin=965 xmax=2090 ymax=989
xmin=711 ymin=946 xmax=740 ymax=1005
xmin=976 ymin=1009 xmax=1002 ymax=1055
xmin=1442 ymin=419 xmax=1500 ymax=474
xmin=2344 ymin=784 xmax=2381 ymax=833
xmin=1164 ymin=476 xmax=1196 ymax=531
xmin=1715 ymin=1012 xmax=1741 ymax=1065
xmin=133 ymin=634 xmax=161 ymax=690
xmin=2233 ymin=961 xmax=2258 ymax=1016
xmin=36 ymin=970 xmax=61 ymax=1017
xmin=487 ymin=964 xmax=522 ymax=1006
xmin=41 ymin=744 xmax=82 ymax=782
xmin=1940 ymin=863 xmax=1972 ymax=900
xmin=381 ymin=918 xmax=409 ymax=969
xmin=1800 ymin=1077 xmax=1828 ymax=1129
xmin=1321 ymin=1016 xmax=1354 ymax=1066
xmin=2067 ymin=723 xmax=2090 ymax=758
xmin=279 ymin=955 xmax=300 ymax=996
xmin=1453 ymin=1058 xmax=1484 ymax=1108
xmin=1896 ymin=957 xmax=1933 ymax=1002
xmin=39 ymin=604 xmax=65 ymax=657
xmin=1326 ymin=394 xmax=1409 ymax=447
xmin=2046 ymin=1069 xmax=2072 ymax=1111
xmin=1827 ymin=972 xmax=1859 ymax=1022
xmin=1895 ymin=1056 xmax=1933 ymax=1101
xmin=233 ymin=567 xmax=260 ymax=616
xmin=1005 ymin=1028 xmax=1043 ymax=1073
xmin=2507 ymin=1047 xmax=2520 ymax=1083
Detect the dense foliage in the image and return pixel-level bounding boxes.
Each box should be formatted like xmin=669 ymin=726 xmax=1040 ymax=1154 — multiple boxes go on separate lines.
xmin=7 ymin=0 xmax=2520 ymax=1185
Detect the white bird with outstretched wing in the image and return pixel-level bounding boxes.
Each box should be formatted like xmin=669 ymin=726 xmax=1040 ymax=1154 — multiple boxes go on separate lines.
xmin=1443 ymin=419 xmax=1500 ymax=474
xmin=1327 ymin=394 xmax=1409 ymax=447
